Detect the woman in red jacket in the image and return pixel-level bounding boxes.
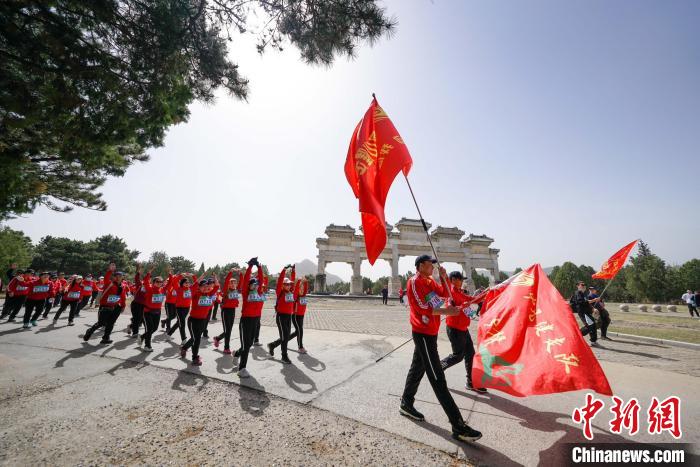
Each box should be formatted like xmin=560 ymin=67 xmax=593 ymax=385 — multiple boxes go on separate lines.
xmin=140 ymin=268 xmax=168 ymax=352
xmin=180 ymin=275 xmax=219 ymax=365
xmin=213 ymin=269 xmax=241 ymax=354
xmin=267 ymin=264 xmax=296 ymax=364
xmin=75 ymin=274 xmax=95 ymax=317
xmin=235 ymin=258 xmax=265 ymax=378
xmin=53 ymin=276 xmax=84 ymax=325
xmin=161 ymin=268 xmax=178 ymax=334
xmin=167 ymin=273 xmax=195 ymax=344
xmin=83 ymin=264 xmax=128 ymax=344
xmin=289 ymin=276 xmax=309 ymax=353
xmin=23 ymin=271 xmax=52 ymax=328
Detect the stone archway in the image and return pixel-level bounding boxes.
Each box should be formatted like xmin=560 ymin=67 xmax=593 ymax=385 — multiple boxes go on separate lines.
xmin=315 ymin=218 xmax=499 ymax=295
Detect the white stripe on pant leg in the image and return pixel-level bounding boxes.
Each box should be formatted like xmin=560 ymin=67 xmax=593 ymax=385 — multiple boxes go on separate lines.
xmin=422 ymin=336 xmax=438 ymax=381
xmin=276 ymin=313 xmax=283 ymax=343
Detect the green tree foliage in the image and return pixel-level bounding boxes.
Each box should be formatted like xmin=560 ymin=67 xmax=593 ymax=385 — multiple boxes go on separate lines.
xmin=625 ymin=240 xmax=668 ymax=303
xmin=471 ymin=270 xmax=489 ymax=289
xmin=328 ymin=281 xmax=349 ymax=295
xmin=498 ymin=271 xmax=509 ymax=282
xmin=678 ymin=259 xmax=700 ymax=291
xmin=0 ymin=226 xmax=34 ymax=271
xmin=147 ymin=251 xmax=170 ymax=278
xmin=197 ymin=262 xmax=206 ymax=275
xmin=169 ymin=255 xmax=196 ymax=274
xmin=30 ymin=234 xmax=138 ymax=275
xmin=362 ymin=276 xmax=373 ymax=294
xmin=0 ymin=1 xmax=395 ymax=219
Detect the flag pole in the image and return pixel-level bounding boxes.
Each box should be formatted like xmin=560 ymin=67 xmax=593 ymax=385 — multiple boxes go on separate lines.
xmin=402 ymin=173 xmax=455 ymax=302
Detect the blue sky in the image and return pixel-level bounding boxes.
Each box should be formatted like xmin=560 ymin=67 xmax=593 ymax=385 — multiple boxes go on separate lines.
xmin=8 ymin=0 xmax=700 ymax=280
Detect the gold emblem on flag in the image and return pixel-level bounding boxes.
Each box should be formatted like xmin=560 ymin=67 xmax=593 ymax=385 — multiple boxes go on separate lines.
xmin=511 ymin=271 xmax=534 ymax=287
xmin=378 ymin=143 xmax=394 ymax=168
xmin=354 ymin=131 xmax=378 ymax=176
xmin=529 ymin=307 xmax=542 ymax=322
xmin=374 ymin=106 xmax=389 ymax=122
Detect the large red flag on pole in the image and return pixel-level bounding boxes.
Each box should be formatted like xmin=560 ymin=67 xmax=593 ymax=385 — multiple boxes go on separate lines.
xmin=345 ymin=96 xmax=413 ymax=264
xmin=592 ymin=240 xmax=638 ymax=280
xmin=471 ymin=264 xmax=613 ymax=397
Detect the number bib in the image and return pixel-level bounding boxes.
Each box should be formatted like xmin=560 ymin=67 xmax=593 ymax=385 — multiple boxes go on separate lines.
xmin=285 ymin=292 xmax=294 ymax=303
xmin=298 ymin=297 xmax=308 ymax=306
xmin=197 ymin=296 xmax=214 ymax=307
xmin=16 ymin=286 xmax=28 ymax=291
xmin=106 ymin=295 xmax=120 ymax=304
xmin=183 ymin=290 xmax=192 ymax=299
xmin=151 ymin=294 xmax=166 ymax=304
xmin=84 ymin=286 xmax=93 ymax=292
xmin=170 ymin=290 xmax=177 ymax=297
xmin=425 ymin=292 xmax=444 ymax=310
xmin=247 ymin=292 xmax=264 ymax=302
xmin=33 ymin=285 xmax=50 ymax=293
xmin=67 ymin=291 xmax=81 ymax=299
xmin=227 ymin=291 xmax=240 ymax=300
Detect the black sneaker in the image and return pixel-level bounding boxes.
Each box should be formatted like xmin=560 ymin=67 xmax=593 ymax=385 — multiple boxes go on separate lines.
xmin=399 ymin=402 xmax=425 ymax=421
xmin=100 ymin=339 xmax=113 ymax=344
xmin=83 ymin=327 xmax=94 ymax=341
xmin=160 ymin=319 xmax=166 ymax=329
xmin=452 ymin=421 xmax=482 ymax=443
xmin=281 ymin=356 xmax=292 ymax=364
xmin=267 ymin=343 xmax=275 ymax=357
xmin=466 ymin=382 xmax=488 ymax=394
xmin=601 ymin=336 xmax=612 ymax=341
xmin=234 ymin=349 xmax=241 ymax=358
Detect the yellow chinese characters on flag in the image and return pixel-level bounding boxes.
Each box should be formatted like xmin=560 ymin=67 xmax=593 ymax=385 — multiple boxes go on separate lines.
xmin=472 ymin=264 xmax=613 ymax=397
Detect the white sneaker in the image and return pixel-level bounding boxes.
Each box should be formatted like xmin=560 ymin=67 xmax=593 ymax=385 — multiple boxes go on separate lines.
xmin=143 ymin=346 xmax=154 ymax=353
xmin=238 ymin=368 xmax=250 ymax=378
xmin=590 ymin=341 xmax=600 ymax=348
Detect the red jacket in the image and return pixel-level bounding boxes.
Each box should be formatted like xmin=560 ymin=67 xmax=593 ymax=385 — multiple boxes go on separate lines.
xmin=275 ymin=267 xmax=296 ymax=314
xmin=445 ymin=285 xmax=473 ymax=332
xmin=27 ymin=279 xmax=53 ymax=301
xmin=133 ymin=272 xmax=146 ymax=304
xmin=241 ymin=265 xmax=265 ymax=318
xmin=63 ymin=281 xmax=84 ymax=301
xmin=80 ymin=279 xmax=95 ymax=297
xmin=142 ymin=273 xmax=166 ymax=311
xmin=407 ymin=274 xmax=448 ymax=336
xmin=172 ymin=274 xmax=195 ymax=308
xmin=221 ymin=270 xmax=242 ymax=309
xmin=190 ymin=285 xmax=220 ymax=319
xmin=99 ymin=270 xmax=128 ymax=308
xmin=165 ymin=274 xmax=178 ymax=304
xmin=7 ymin=277 xmax=30 ymax=297
xmin=294 ymin=280 xmax=309 ymax=315
xmin=57 ymin=278 xmax=68 ymax=293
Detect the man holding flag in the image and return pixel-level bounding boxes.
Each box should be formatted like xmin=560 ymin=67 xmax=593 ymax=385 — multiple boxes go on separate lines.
xmin=344 ymin=96 xmax=481 ymax=443
xmin=400 ymin=255 xmax=483 ymax=443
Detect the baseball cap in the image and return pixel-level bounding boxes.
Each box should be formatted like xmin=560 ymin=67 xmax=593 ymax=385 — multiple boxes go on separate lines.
xmin=415 ymin=255 xmax=438 ymax=268
xmin=448 ymin=271 xmax=464 ymax=280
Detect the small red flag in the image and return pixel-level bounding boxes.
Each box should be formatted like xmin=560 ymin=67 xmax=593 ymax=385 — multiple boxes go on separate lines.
xmin=345 ymin=97 xmax=413 ymax=264
xmin=592 ymin=240 xmax=638 ymax=280
xmin=472 ymin=264 xmax=613 ymax=397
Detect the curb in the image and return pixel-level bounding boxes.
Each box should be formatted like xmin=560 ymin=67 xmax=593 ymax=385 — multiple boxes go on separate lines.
xmin=608 ymin=331 xmax=700 ymax=350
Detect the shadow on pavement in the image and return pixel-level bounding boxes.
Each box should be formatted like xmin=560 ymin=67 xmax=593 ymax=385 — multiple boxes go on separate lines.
xmin=596 ymin=345 xmax=679 ymax=361
xmin=216 ymin=354 xmax=237 ymax=375
xmin=294 ymin=351 xmax=326 ymax=372
xmin=279 ymin=362 xmax=318 ymax=394
xmin=238 ymin=377 xmax=270 ymax=416
xmin=171 ymin=364 xmax=209 ymax=392
xmin=54 ymin=342 xmax=105 ymax=368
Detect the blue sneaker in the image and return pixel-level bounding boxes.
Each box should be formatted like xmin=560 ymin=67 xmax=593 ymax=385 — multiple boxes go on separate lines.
xmin=31 ymin=320 xmax=38 ymax=327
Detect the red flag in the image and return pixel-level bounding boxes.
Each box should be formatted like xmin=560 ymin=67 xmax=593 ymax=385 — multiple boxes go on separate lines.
xmin=345 ymin=97 xmax=413 ymax=264
xmin=592 ymin=240 xmax=638 ymax=280
xmin=472 ymin=264 xmax=613 ymax=397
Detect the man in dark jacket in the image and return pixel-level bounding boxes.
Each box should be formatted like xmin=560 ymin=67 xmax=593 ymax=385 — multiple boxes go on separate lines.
xmin=588 ymin=286 xmax=611 ymax=341
xmin=569 ymin=281 xmax=600 ymax=347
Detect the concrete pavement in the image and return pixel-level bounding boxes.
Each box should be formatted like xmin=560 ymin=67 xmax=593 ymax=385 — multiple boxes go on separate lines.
xmin=0 ymin=300 xmax=698 ymax=466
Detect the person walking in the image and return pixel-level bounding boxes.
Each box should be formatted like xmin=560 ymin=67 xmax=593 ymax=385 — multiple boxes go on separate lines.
xmin=213 ymin=269 xmax=241 ymax=355
xmin=381 ymin=285 xmax=389 ymax=305
xmin=267 ymin=265 xmax=296 ymax=364
xmin=570 ymin=281 xmax=600 ymax=346
xmin=399 ymin=254 xmax=482 ymax=443
xmin=83 ymin=264 xmax=127 ymax=344
xmin=682 ymin=290 xmax=699 ymax=317
xmin=587 ymin=286 xmax=612 ymax=340
xmin=235 ymin=258 xmax=265 ymax=378
xmin=180 ymin=276 xmax=219 ymax=366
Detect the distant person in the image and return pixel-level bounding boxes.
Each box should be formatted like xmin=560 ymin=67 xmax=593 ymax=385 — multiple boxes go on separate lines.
xmin=682 ymin=290 xmax=699 ymax=317
xmin=381 ymin=285 xmax=389 ymax=305
xmin=398 ymin=286 xmax=405 ymax=305
xmin=569 ymin=281 xmax=600 ymax=347
xmin=587 ymin=286 xmax=611 ymax=341
xmin=696 ymin=291 xmax=700 ymax=317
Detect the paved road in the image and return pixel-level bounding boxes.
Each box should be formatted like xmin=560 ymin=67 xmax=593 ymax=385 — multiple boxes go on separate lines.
xmin=0 ymin=298 xmax=698 ymax=466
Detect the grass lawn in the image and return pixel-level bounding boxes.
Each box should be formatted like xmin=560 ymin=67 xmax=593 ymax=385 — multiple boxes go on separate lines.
xmin=603 ymin=303 xmax=700 ymax=344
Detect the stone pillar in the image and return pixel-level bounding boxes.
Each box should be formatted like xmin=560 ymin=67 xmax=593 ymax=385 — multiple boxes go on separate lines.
xmin=387 ymin=250 xmax=401 ymax=297
xmin=461 ymin=262 xmax=475 ymax=293
xmin=350 ymin=261 xmax=363 ymax=295
xmin=314 ymin=274 xmax=326 ymax=293
xmin=315 ymin=258 xmax=327 ymax=293
xmin=492 ymin=259 xmax=500 ymax=284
